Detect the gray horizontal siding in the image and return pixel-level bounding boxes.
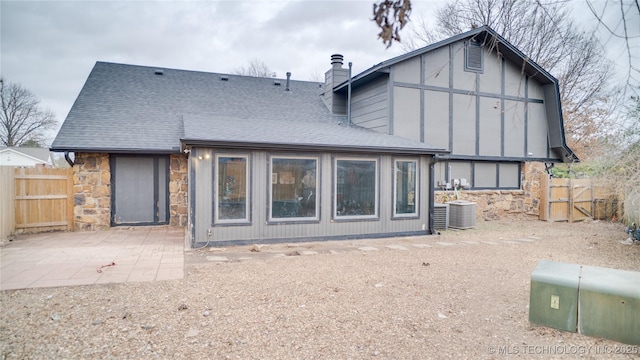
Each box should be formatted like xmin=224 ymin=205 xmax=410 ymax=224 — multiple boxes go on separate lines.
xmin=351 ymin=114 xmax=389 ymax=129
xmin=190 ymin=148 xmax=431 ymax=244
xmin=351 ymin=92 xmax=387 ymax=113
xmin=351 ymin=76 xmax=388 ymax=133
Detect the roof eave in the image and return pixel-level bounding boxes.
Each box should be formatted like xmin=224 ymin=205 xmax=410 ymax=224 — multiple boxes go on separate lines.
xmin=50 ymin=146 xmax=181 ymax=154
xmin=181 ymin=139 xmax=448 ymax=156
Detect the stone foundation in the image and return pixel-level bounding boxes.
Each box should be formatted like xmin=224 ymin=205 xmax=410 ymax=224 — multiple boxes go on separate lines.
xmin=435 ymin=162 xmax=546 ymax=221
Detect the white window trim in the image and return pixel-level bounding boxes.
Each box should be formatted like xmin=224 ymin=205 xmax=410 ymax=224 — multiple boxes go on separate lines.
xmin=213 ymin=153 xmax=250 ymax=224
xmin=268 ymin=155 xmax=320 ymax=222
xmin=393 ymin=158 xmax=419 ymax=218
xmin=333 ymin=157 xmax=379 ymax=220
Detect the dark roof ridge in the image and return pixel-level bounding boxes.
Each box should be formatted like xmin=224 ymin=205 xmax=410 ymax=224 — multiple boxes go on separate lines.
xmin=93 ymin=61 xmax=317 ymax=84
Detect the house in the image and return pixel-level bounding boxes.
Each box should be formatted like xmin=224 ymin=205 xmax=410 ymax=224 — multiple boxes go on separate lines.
xmin=0 ymin=147 xmax=53 ymax=167
xmin=51 ymin=26 xmax=576 ymax=246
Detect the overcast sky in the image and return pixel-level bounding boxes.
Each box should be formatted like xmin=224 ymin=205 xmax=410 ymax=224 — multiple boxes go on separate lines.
xmin=1 ymin=0 xmax=637 ymax=145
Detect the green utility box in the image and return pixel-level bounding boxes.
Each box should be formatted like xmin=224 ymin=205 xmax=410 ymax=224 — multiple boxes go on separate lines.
xmin=578 ymin=265 xmax=640 ymax=345
xmin=529 ymin=260 xmax=581 ymax=332
xmin=529 ymin=260 xmax=640 ymax=345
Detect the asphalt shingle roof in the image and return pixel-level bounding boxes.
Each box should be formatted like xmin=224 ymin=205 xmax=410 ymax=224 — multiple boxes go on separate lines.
xmin=52 ymin=62 xmax=444 ymax=155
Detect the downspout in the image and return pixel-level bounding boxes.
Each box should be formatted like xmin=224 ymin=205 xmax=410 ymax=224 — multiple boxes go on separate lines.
xmin=347 ymin=62 xmax=352 ymax=126
xmin=429 ymin=154 xmax=441 ymax=235
xmin=64 ymin=151 xmax=74 ymax=167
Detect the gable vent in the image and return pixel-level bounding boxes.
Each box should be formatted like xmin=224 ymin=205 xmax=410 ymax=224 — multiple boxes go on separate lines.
xmin=220 ymin=75 xmax=229 ymax=81
xmin=154 ymin=69 xmax=164 ymax=75
xmin=465 ymin=40 xmax=483 ymax=73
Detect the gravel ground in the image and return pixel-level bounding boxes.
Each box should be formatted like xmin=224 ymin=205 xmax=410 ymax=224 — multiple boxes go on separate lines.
xmin=1 ymin=219 xmax=639 ymax=359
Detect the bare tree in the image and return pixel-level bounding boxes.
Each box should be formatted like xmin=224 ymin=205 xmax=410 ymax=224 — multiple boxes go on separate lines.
xmin=585 ymin=0 xmax=639 ymax=96
xmin=591 ymin=93 xmax=640 ymax=223
xmin=0 ymin=78 xmax=57 ymax=147
xmin=233 ymin=58 xmax=273 ymax=78
xmin=307 ymin=70 xmax=324 ymax=83
xmin=403 ymin=0 xmax=621 ymax=161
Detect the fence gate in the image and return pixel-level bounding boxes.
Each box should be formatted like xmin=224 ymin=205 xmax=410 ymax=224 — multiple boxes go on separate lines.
xmin=14 ymin=167 xmax=74 ymax=233
xmin=539 ymin=175 xmax=619 ymax=222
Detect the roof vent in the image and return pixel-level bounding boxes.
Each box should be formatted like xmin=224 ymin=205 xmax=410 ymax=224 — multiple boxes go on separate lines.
xmin=464 ymin=40 xmax=483 ymax=72
xmin=273 ymin=80 xmax=282 ymax=86
xmin=331 ymin=54 xmax=344 ymax=69
xmin=285 ymin=72 xmax=291 ymax=91
xmin=220 ymin=75 xmax=229 ymax=81
xmin=154 ymin=69 xmax=164 ymax=75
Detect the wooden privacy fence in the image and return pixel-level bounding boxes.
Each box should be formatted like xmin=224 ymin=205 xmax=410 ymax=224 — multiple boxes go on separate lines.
xmin=539 ymin=175 xmax=621 ymax=222
xmin=0 ymin=167 xmax=74 ymax=238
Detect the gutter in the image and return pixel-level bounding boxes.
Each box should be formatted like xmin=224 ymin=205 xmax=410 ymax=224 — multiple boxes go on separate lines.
xmin=181 ymin=139 xmax=449 ymax=156
xmin=50 ymin=148 xmax=181 ymax=154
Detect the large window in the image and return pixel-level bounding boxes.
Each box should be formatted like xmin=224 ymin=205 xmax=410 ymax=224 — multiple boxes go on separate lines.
xmin=394 ymin=159 xmax=418 ymax=217
xmin=214 ymin=155 xmax=249 ymax=223
xmin=335 ymin=158 xmax=378 ymax=219
xmin=270 ymin=157 xmax=318 ymax=221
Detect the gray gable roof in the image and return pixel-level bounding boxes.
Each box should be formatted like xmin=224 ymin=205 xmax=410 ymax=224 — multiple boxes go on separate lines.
xmin=335 ymin=25 xmax=559 ymax=92
xmin=52 ymin=62 xmax=445 ymax=155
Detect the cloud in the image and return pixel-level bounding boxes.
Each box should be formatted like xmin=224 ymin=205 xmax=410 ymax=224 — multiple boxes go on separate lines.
xmin=1 ymin=0 xmax=414 ymax=137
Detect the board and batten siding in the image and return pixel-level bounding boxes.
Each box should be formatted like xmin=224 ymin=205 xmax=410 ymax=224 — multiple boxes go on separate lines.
xmin=387 ymin=39 xmax=557 ymax=162
xmin=190 ymin=148 xmax=431 ymax=244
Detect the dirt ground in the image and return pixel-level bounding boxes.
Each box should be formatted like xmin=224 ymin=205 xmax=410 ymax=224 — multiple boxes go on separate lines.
xmin=1 ymin=219 xmax=639 ymax=359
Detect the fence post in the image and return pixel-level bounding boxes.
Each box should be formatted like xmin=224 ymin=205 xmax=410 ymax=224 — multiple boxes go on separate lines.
xmin=568 ymin=177 xmax=573 ymax=223
xmin=0 ymin=167 xmax=16 ymax=240
xmin=539 ymin=173 xmax=550 ymax=222
xmin=66 ymin=167 xmax=74 ymax=231
xmin=590 ymin=178 xmax=595 ymax=221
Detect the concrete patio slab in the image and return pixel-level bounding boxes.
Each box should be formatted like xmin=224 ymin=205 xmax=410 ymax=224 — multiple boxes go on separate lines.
xmin=0 ymin=226 xmax=185 ymax=291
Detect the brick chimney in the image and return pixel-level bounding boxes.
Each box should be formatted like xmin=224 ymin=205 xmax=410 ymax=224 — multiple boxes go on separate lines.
xmin=322 ymin=54 xmax=349 ymax=114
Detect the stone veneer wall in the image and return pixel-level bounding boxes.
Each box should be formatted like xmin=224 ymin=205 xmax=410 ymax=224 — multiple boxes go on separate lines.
xmin=73 ymin=153 xmax=111 ymax=231
xmin=73 ymin=153 xmax=189 ymax=231
xmin=169 ymin=154 xmax=188 ymax=227
xmin=434 ymin=162 xmax=546 ymax=221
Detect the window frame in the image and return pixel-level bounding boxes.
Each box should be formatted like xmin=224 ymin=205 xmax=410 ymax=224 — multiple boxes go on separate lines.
xmin=268 ymin=154 xmax=320 ymax=223
xmin=212 ymin=153 xmax=251 ymax=225
xmin=333 ymin=156 xmax=380 ymax=221
xmin=392 ymin=158 xmax=419 ymax=219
